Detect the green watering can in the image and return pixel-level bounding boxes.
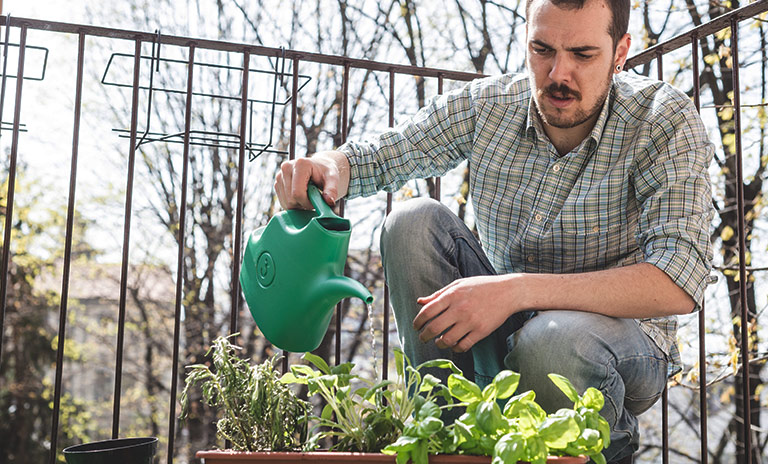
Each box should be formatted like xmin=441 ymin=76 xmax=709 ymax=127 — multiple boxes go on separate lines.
xmin=240 ymin=183 xmax=373 ymax=352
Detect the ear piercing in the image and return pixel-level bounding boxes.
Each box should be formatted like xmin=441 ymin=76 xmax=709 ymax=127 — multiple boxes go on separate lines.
xmin=616 ymin=64 xmax=622 ymax=72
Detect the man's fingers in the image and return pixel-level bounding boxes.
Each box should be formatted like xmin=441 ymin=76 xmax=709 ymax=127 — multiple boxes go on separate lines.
xmin=418 ymin=310 xmax=453 ymax=342
xmin=417 ymin=280 xmax=459 ymax=305
xmin=290 ymin=158 xmax=315 ymax=209
xmin=435 ymin=324 xmax=470 ymax=350
xmin=413 ymin=296 xmax=448 ymax=331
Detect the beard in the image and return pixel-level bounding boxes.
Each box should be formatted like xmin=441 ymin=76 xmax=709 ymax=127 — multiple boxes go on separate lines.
xmin=533 ymin=67 xmax=613 ymax=129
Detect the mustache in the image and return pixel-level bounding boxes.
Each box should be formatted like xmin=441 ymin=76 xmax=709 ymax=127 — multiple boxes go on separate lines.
xmin=542 ymin=83 xmax=581 ymax=100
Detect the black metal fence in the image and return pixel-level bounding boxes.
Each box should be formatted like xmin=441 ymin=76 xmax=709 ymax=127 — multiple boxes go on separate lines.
xmin=0 ymin=2 xmax=766 ymax=462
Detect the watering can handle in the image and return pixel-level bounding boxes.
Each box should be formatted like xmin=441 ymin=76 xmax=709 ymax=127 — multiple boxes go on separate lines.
xmin=307 ymin=183 xmax=338 ymax=218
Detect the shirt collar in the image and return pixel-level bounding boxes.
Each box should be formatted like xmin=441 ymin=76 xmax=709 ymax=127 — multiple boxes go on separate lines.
xmin=525 ymin=77 xmax=616 ymax=152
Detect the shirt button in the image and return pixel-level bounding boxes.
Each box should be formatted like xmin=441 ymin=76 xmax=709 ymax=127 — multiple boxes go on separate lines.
xmin=527 ymin=255 xmax=536 ymax=263
xmin=552 ymin=164 xmax=561 ymax=172
xmin=592 ymin=225 xmax=600 ymax=233
xmin=535 ymin=214 xmax=543 ymax=222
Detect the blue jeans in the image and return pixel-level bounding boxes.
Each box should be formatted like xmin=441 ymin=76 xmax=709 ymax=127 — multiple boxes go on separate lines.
xmin=380 ymin=198 xmax=668 ymax=461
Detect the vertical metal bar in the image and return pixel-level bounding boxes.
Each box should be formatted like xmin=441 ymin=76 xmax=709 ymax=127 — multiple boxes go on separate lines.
xmin=656 ymin=50 xmax=664 ymax=81
xmin=655 ymin=49 xmax=669 ymax=464
xmin=283 ymin=56 xmax=300 ymax=374
xmin=0 ymin=18 xmax=19 ymax=369
xmin=0 ymin=14 xmax=12 ymax=137
xmin=730 ymin=17 xmax=752 ymax=462
xmin=691 ymin=34 xmax=708 ymax=464
xmin=49 ymin=31 xmax=85 ymax=464
xmin=335 ymin=62 xmax=350 ymax=366
xmin=433 ymin=74 xmax=443 ymax=201
xmin=112 ymin=37 xmax=142 ymax=439
xmin=230 ymin=50 xmax=250 ymax=337
xmin=167 ymin=44 xmax=195 ymax=464
xmin=662 ymin=385 xmax=669 ymax=464
xmin=289 ymin=58 xmax=299 ymax=162
xmin=698 ymin=303 xmax=709 ymax=464
xmin=382 ymin=69 xmax=395 ymax=381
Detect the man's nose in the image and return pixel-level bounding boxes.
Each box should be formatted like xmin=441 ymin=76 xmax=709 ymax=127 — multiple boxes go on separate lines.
xmin=548 ymin=54 xmax=573 ymax=84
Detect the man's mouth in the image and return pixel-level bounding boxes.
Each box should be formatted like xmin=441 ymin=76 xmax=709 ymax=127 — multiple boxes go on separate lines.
xmin=543 ymin=84 xmax=581 ymax=109
xmin=547 ymin=93 xmax=575 ymax=108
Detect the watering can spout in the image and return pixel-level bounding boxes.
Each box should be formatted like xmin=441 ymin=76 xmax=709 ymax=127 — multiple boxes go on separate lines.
xmin=326 ymin=276 xmax=374 ymax=306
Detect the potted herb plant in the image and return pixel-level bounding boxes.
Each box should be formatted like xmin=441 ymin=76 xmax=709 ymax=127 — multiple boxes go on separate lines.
xmin=186 ymin=336 xmax=608 ymax=464
xmin=179 ymin=335 xmax=309 ymax=456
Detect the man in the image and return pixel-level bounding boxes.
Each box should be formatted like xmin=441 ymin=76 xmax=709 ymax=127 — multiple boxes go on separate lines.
xmin=274 ymin=0 xmax=714 ymax=461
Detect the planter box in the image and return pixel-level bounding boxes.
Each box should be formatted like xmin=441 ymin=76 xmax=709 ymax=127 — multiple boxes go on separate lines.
xmin=196 ymin=451 xmax=588 ymax=464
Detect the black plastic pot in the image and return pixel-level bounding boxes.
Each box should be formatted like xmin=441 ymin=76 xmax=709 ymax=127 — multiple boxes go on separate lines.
xmin=62 ymin=437 xmax=158 ymax=464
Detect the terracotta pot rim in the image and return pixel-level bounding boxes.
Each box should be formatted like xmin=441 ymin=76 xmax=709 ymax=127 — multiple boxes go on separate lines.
xmin=195 ymin=450 xmax=588 ymax=463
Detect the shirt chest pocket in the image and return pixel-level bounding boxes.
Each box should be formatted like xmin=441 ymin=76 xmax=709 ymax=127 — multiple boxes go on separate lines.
xmin=556 ymin=198 xmax=625 ymax=235
xmin=551 ymin=196 xmax=638 ymax=272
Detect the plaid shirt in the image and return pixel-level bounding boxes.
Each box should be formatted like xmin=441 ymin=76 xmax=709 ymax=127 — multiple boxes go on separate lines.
xmin=342 ymin=72 xmax=714 ymax=371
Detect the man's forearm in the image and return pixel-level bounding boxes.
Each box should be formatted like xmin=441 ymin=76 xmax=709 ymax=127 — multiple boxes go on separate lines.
xmin=515 ymin=262 xmax=695 ymax=318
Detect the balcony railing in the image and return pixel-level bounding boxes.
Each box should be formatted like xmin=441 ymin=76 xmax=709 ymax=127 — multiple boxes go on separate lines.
xmin=0 ymin=2 xmax=767 ymax=462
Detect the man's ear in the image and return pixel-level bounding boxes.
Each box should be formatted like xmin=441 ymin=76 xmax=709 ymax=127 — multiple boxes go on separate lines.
xmin=615 ymin=33 xmax=631 ymax=71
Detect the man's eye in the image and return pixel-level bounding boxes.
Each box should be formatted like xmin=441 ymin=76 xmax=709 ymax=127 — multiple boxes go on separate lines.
xmin=575 ymin=53 xmax=594 ymax=59
xmin=533 ymin=47 xmax=551 ymax=55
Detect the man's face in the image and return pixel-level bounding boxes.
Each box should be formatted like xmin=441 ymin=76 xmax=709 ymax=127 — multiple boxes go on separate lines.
xmin=526 ymin=0 xmax=628 ymax=133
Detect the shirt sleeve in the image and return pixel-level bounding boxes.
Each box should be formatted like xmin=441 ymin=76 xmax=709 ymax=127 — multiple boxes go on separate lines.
xmin=632 ymin=94 xmax=714 ymax=310
xmin=340 ymin=80 xmax=478 ymax=199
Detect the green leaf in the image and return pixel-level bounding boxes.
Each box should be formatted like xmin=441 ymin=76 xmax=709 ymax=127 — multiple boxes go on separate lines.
xmin=419 ymin=374 xmax=440 ymax=393
xmin=548 ymin=373 xmax=580 ymax=403
xmin=302 ymin=352 xmax=331 ymax=374
xmin=321 ymin=403 xmax=334 ymax=420
xmin=526 ymin=436 xmax=548 ymax=464
xmin=279 ymin=372 xmax=303 ymax=384
xmin=538 ymin=415 xmax=580 ymax=449
xmin=417 ymin=416 xmax=444 ymax=437
xmin=290 ymin=364 xmax=317 ymax=378
xmin=395 ymin=451 xmax=411 ymax=464
xmin=448 ymin=374 xmax=482 ymax=402
xmin=590 ymin=452 xmax=608 ymax=464
xmin=517 ymin=407 xmax=539 ymax=434
xmin=454 ymin=420 xmax=476 ymax=445
xmin=417 ymin=400 xmax=441 ymax=420
xmin=493 ymin=432 xmax=525 ymax=464
xmin=476 ymin=400 xmax=504 ymax=435
xmin=482 ymin=382 xmax=498 ymax=401
xmin=394 ymin=348 xmax=405 ymax=377
xmin=363 ymin=380 xmax=394 ymax=401
xmin=416 ymin=358 xmax=462 ymax=375
xmin=330 ymin=362 xmax=355 ymax=376
xmin=383 ymin=434 xmax=419 ymax=453
xmin=580 ymin=387 xmax=605 ymax=411
xmin=492 ymin=370 xmax=520 ymax=400
xmin=503 ymin=391 xmax=545 ymax=423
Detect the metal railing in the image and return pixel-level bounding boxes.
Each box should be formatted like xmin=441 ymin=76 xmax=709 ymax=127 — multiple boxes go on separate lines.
xmin=0 ymin=2 xmax=766 ymax=462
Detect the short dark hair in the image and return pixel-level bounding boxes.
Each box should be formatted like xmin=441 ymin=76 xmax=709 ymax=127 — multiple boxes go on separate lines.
xmin=525 ymin=0 xmax=630 ymax=49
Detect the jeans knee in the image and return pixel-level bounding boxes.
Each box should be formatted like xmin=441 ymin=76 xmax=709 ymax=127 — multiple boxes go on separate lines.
xmin=381 ymin=197 xmax=447 ymax=260
xmin=504 ymin=311 xmax=613 ymax=412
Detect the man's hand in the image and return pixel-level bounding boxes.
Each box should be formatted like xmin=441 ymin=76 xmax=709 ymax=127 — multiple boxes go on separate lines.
xmin=413 ymin=275 xmax=522 ymax=353
xmin=274 ymin=150 xmax=350 ymax=210
xmin=412 ymin=263 xmax=696 ymax=353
